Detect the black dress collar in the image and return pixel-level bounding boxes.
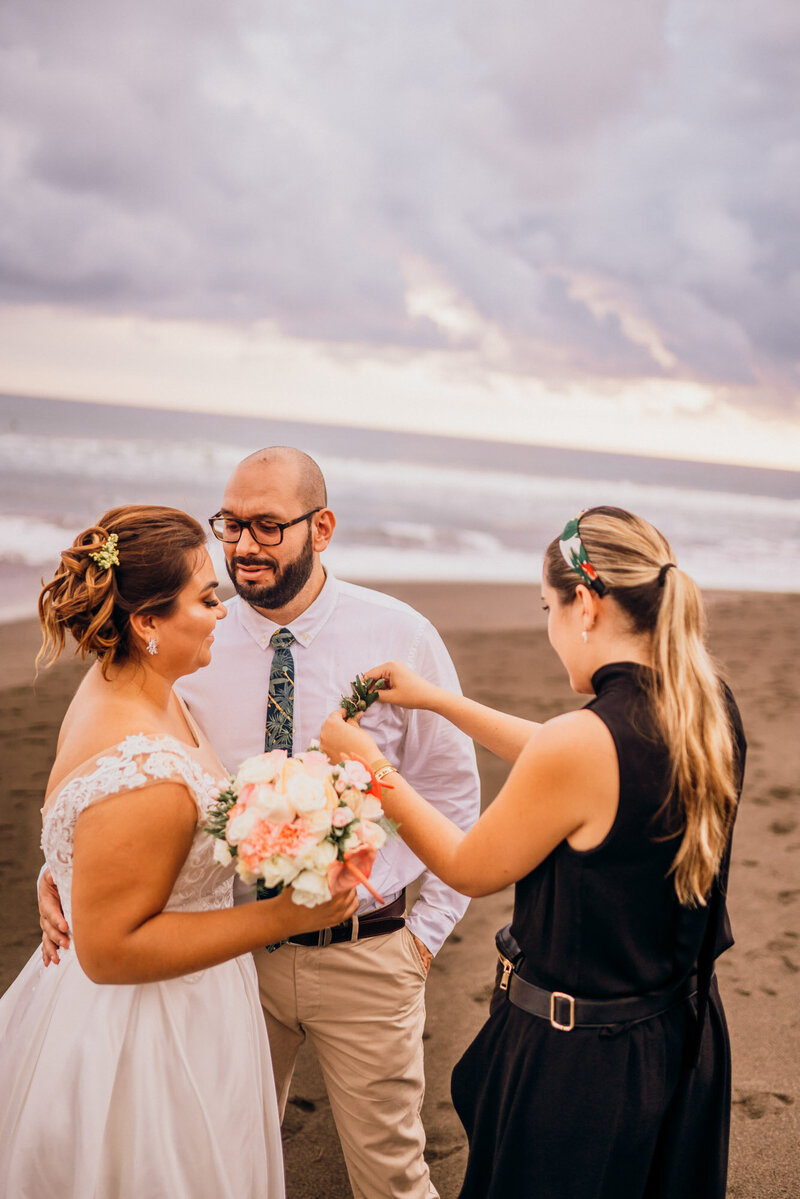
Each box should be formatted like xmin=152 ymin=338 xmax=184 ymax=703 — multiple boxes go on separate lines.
xmin=590 ymin=661 xmax=652 ymax=696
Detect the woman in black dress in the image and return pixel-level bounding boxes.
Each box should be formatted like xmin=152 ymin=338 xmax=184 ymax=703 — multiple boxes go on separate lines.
xmin=321 ymin=505 xmax=745 ymax=1199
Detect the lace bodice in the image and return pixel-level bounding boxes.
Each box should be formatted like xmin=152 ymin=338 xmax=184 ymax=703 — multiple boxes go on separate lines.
xmin=41 ymin=734 xmax=233 ymax=927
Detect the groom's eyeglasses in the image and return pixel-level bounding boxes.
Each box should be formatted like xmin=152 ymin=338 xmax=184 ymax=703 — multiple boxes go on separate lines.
xmin=208 ymin=509 xmax=322 ymax=547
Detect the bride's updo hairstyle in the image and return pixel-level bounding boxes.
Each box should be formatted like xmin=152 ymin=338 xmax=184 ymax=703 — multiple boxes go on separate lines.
xmin=38 ymin=505 xmax=207 ymax=676
xmin=544 ymin=505 xmax=738 ymax=907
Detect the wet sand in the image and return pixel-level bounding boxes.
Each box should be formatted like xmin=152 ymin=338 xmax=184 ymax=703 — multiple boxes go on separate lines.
xmin=1 ymin=583 xmax=798 ymax=1197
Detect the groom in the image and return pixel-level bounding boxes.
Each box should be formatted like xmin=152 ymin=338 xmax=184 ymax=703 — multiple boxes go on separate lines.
xmin=41 ymin=446 xmax=480 ymax=1199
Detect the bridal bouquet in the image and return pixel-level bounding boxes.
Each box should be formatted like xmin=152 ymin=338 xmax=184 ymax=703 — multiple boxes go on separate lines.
xmin=205 ymin=747 xmax=395 ymax=907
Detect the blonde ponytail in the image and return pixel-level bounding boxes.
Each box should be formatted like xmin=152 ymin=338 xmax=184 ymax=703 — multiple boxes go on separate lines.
xmin=650 ymin=566 xmax=737 ymax=904
xmin=545 ymin=506 xmax=738 ymax=905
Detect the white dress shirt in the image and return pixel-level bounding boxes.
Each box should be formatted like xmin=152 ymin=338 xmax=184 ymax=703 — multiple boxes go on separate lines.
xmin=177 ymin=571 xmax=480 ymax=955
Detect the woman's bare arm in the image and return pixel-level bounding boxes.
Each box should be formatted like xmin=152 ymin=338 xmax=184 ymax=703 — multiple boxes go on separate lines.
xmin=321 ymin=708 xmax=618 ymax=897
xmin=70 ymin=782 xmax=356 ymax=984
xmin=367 ymin=660 xmax=540 ymax=764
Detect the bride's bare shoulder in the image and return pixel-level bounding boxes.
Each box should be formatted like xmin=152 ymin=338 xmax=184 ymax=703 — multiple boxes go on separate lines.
xmin=48 ymin=668 xmax=164 ymax=798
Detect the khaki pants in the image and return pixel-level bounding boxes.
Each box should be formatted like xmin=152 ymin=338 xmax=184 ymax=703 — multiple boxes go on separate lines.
xmin=254 ymin=927 xmax=439 ymax=1199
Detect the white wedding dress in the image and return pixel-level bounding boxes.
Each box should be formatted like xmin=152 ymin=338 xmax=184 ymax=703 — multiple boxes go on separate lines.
xmin=0 ymin=733 xmax=285 ymax=1199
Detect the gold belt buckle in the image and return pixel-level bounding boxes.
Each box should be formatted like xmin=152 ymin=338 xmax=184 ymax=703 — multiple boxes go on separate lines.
xmin=550 ymin=991 xmax=575 ymax=1031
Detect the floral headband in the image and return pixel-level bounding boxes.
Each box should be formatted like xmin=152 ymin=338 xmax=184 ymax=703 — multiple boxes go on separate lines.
xmin=558 ymin=516 xmax=608 ymax=596
xmin=88 ymin=533 xmax=120 ymax=571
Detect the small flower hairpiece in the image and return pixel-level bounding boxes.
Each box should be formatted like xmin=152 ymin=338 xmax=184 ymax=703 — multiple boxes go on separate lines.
xmin=89 ymin=533 xmax=120 ymax=570
xmin=558 ymin=515 xmax=608 ymax=596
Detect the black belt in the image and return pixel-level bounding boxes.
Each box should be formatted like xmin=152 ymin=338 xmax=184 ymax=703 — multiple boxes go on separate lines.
xmin=289 ymin=891 xmax=406 ymax=947
xmin=499 ymin=945 xmax=697 ymax=1031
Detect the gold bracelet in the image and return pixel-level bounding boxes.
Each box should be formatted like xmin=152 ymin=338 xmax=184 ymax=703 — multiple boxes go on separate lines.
xmin=374 ymin=764 xmax=398 ymax=782
xmin=370 ymin=757 xmax=392 ymax=774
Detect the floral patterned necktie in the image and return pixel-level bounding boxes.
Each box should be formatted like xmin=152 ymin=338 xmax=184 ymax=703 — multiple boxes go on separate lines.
xmin=265 ymin=628 xmax=295 ymax=752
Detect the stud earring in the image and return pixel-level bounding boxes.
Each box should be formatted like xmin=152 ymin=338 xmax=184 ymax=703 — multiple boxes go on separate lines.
xmin=582 ymin=630 xmax=588 ymax=644
xmin=147 ymin=638 xmax=158 ymax=656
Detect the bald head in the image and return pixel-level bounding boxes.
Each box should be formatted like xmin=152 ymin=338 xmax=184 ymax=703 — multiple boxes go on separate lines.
xmin=234 ymin=447 xmax=327 ymax=511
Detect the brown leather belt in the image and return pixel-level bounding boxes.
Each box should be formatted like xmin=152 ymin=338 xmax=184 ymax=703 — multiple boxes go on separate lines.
xmin=288 ymin=891 xmax=406 ymax=947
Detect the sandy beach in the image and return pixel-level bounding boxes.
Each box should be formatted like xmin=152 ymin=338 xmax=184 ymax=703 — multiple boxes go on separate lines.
xmin=1 ymin=582 xmax=798 ymax=1197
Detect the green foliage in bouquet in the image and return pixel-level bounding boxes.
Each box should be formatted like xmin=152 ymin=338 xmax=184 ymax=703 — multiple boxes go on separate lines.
xmin=340 ymin=674 xmax=386 ymax=719
xmin=205 ymin=783 xmax=238 ymax=838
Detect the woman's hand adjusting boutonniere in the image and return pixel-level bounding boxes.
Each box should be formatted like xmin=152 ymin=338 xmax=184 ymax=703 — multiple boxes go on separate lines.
xmin=321 ymin=706 xmax=382 ymax=766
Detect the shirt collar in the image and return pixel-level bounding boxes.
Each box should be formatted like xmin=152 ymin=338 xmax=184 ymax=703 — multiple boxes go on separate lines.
xmin=237 ymin=569 xmax=340 ymax=652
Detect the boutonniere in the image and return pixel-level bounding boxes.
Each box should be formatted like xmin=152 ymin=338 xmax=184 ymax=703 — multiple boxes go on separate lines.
xmin=340 ymin=674 xmax=386 ymax=719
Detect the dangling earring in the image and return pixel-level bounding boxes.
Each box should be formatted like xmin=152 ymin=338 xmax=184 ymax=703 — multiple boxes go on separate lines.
xmin=147 ymin=637 xmax=158 ymax=656
xmin=581 ymin=630 xmax=588 ymax=644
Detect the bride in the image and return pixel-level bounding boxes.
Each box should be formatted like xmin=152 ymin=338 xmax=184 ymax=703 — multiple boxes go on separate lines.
xmin=0 ymin=505 xmax=357 ymax=1199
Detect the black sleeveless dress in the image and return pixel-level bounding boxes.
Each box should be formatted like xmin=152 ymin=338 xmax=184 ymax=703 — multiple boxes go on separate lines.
xmin=450 ymin=662 xmax=746 ymax=1199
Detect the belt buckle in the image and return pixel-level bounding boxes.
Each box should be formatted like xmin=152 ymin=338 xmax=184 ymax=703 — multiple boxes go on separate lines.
xmin=550 ymin=991 xmax=575 ymax=1031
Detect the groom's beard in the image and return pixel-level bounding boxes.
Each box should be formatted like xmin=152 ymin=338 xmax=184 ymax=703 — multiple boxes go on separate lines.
xmin=226 ymin=528 xmax=315 ymax=611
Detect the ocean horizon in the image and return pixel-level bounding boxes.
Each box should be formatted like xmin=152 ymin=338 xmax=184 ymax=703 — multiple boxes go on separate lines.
xmin=1 ymin=393 xmax=798 ymax=623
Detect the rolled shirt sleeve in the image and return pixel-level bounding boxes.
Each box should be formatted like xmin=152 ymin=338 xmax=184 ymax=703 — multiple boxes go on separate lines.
xmin=395 ymin=621 xmax=481 ymax=956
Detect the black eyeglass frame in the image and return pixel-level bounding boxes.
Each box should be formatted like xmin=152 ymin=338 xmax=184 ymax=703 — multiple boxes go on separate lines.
xmin=208 ymin=508 xmax=322 ymax=547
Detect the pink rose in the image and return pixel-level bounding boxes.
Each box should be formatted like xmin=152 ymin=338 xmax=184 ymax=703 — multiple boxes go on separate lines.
xmin=332 ymin=806 xmax=355 ymax=828
xmin=296 ymin=749 xmax=334 ymax=779
xmin=339 ymin=759 xmax=372 ymax=791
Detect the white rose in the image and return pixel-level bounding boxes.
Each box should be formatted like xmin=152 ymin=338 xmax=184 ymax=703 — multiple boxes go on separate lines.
xmin=226 ymin=806 xmax=262 ymax=844
xmin=286 ymin=774 xmax=327 ymax=814
xmin=212 ymin=839 xmax=234 ymax=867
xmin=291 ymin=869 xmax=332 ymax=907
xmin=250 ymin=784 xmax=295 ymax=824
xmin=296 ymin=839 xmax=338 ymax=872
xmin=358 ymin=819 xmax=387 ymax=851
xmin=259 ymin=854 xmax=300 ymax=888
xmin=339 ymin=832 xmax=361 ymax=855
xmin=358 ymin=795 xmax=384 ymax=821
xmin=234 ymin=752 xmax=283 ymax=788
xmin=304 ymin=808 xmax=334 ymax=837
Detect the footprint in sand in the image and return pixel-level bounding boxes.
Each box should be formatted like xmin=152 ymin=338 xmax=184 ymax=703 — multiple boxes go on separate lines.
xmin=769 ymin=818 xmax=798 ymax=835
xmin=769 ymin=786 xmax=793 ymax=801
xmin=732 ymin=1090 xmax=794 ymax=1121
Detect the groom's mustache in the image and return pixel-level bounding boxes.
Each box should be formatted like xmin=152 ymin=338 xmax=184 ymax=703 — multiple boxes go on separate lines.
xmin=231 ymin=555 xmax=278 ymax=571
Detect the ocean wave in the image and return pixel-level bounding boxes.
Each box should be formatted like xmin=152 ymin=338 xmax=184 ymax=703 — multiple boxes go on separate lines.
xmin=318 ymin=454 xmax=800 ymax=521
xmin=0 ymin=433 xmax=242 ymax=486
xmin=3 ymin=431 xmax=798 ymax=522
xmin=0 ymin=515 xmax=80 ymax=567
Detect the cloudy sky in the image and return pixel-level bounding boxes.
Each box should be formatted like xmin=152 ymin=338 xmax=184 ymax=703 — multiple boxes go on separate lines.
xmin=1 ymin=0 xmax=798 ymax=467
